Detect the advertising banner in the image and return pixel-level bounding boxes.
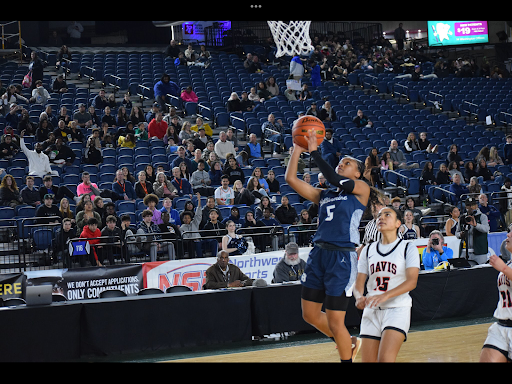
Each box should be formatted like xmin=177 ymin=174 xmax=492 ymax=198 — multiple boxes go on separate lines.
xmin=428 ymin=21 xmax=489 ymax=47
xmin=56 ymin=264 xmax=143 ymax=300
xmin=0 ymin=273 xmax=25 ymax=300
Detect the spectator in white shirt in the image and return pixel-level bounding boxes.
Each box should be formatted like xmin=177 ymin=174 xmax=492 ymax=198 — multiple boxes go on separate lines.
xmin=19 ymin=130 xmax=58 ymax=178
xmin=214 ymin=175 xmax=235 ymax=206
xmin=214 ymin=131 xmax=236 ymax=160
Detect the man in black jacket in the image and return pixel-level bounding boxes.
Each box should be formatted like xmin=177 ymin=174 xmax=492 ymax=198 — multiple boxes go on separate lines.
xmin=35 ymin=194 xmax=62 ymax=224
xmin=100 ymin=215 xmax=122 ymax=266
xmin=54 ymin=218 xmax=77 ymax=267
xmin=39 ymin=175 xmax=76 ymax=204
xmin=20 ymin=176 xmax=41 ymax=207
xmin=45 ymin=137 xmax=76 ymax=166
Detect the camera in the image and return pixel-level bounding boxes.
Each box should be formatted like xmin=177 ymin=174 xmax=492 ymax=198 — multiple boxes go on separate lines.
xmin=432 ymin=238 xmax=439 ymax=246
xmin=465 ymin=216 xmax=473 ymax=224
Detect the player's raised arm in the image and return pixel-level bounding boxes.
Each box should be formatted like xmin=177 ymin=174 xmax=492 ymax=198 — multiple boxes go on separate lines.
xmin=284 ymin=143 xmax=322 ymax=205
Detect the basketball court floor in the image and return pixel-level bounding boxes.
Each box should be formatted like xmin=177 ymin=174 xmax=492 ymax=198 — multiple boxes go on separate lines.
xmin=81 ymin=315 xmax=495 ymax=363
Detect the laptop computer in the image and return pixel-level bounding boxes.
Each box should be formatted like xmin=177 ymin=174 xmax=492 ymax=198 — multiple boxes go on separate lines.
xmin=25 ymin=284 xmax=53 ymax=306
xmin=448 ymin=257 xmax=472 ymax=269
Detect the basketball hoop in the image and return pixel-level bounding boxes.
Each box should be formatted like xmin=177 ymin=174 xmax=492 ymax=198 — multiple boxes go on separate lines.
xmin=267 ymin=20 xmax=314 ymax=58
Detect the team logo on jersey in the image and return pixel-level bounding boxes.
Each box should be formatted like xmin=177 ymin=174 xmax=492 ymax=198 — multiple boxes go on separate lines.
xmin=301 ymin=272 xmax=307 ymax=283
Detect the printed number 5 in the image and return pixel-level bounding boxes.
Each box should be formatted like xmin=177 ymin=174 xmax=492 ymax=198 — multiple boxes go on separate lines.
xmin=325 ymin=204 xmax=335 ymax=221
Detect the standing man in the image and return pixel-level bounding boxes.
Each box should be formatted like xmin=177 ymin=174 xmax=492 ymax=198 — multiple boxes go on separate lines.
xmin=456 ymin=197 xmax=490 ymax=265
xmin=394 ymin=23 xmax=406 ymax=51
xmin=67 ymin=21 xmax=84 ymax=45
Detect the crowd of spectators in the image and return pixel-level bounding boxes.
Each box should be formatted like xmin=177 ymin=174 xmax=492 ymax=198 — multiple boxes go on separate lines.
xmin=0 ymin=26 xmax=509 ymax=270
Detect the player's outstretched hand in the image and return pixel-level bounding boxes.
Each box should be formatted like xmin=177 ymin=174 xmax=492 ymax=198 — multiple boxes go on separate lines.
xmin=306 ymin=129 xmax=319 ymax=153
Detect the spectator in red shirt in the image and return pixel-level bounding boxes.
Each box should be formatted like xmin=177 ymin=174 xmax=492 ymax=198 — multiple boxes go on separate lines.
xmin=80 ymin=217 xmax=103 ymax=267
xmin=147 ymin=112 xmax=168 ymax=140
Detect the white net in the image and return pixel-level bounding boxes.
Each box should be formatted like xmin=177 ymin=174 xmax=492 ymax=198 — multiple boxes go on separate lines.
xmin=267 ymin=20 xmax=314 ymax=58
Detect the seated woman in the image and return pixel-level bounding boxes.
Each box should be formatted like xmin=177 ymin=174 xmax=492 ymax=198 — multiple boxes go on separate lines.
xmin=221 ymin=220 xmax=248 ymax=256
xmin=435 ymin=163 xmax=451 ymax=185
xmin=76 ymin=200 xmax=102 ymax=233
xmin=59 ymin=197 xmax=76 ymax=226
xmin=245 ymin=176 xmax=269 ymax=204
xmin=118 ymin=132 xmax=136 ymax=148
xmin=233 ymin=180 xmax=255 ymax=206
xmin=191 ymin=117 xmax=213 ymax=137
xmin=296 ymin=208 xmax=316 ymax=247
xmin=153 ymin=172 xmax=178 ymax=200
xmin=0 ymin=174 xmax=23 ymax=208
xmin=254 ymin=195 xmax=274 ymax=221
xmin=476 ymin=158 xmax=494 ymax=182
xmin=134 ymin=170 xmax=155 ymax=199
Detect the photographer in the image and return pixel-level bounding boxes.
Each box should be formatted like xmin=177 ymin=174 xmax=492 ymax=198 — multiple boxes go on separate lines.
xmin=421 ymin=230 xmax=453 ymax=270
xmin=456 ymin=197 xmax=490 ymax=265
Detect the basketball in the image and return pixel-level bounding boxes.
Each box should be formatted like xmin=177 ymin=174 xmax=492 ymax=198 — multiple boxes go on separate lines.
xmin=292 ymin=115 xmax=325 ymax=150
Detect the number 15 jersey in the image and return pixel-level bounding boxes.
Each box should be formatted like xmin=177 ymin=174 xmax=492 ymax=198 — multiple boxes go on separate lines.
xmin=312 ymin=188 xmax=366 ymax=249
xmin=358 ymin=238 xmax=420 ymax=308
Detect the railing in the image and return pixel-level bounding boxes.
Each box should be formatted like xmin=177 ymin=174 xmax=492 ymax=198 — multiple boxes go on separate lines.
xmin=426 ymin=90 xmax=445 ymax=112
xmin=419 ymin=214 xmax=449 ymax=236
xmin=497 ymin=111 xmax=512 ymax=134
xmin=79 ymin=65 xmax=100 ymax=91
xmin=382 ymin=169 xmax=409 ymax=194
xmin=196 ymin=102 xmax=214 ymax=128
xmin=461 ymin=100 xmax=479 ymax=121
xmin=392 ymin=82 xmax=409 ymax=102
xmin=0 ymin=21 xmax=22 ymax=64
xmin=362 ymin=74 xmax=378 ymax=91
xmin=428 ymin=185 xmax=456 ymax=205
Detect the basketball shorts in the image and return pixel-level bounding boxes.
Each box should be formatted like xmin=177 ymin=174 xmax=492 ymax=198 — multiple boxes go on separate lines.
xmin=300 ymin=245 xmax=356 ymax=298
xmin=359 ymin=306 xmax=411 ymax=341
xmin=483 ymin=322 xmax=512 ymax=360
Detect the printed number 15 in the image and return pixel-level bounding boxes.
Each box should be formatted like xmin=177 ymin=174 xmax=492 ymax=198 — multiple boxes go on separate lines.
xmin=374 ymin=276 xmax=390 ymax=292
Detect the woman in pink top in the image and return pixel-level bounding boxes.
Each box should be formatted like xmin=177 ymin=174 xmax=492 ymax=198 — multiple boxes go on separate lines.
xmin=180 ymin=86 xmax=198 ymax=103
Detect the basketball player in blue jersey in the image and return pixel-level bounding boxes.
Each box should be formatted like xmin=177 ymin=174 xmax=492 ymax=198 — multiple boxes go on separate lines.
xmin=285 ymin=131 xmax=370 ymax=363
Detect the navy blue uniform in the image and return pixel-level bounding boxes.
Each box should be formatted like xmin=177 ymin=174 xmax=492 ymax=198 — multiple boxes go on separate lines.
xmin=302 ymin=188 xmax=366 ymax=298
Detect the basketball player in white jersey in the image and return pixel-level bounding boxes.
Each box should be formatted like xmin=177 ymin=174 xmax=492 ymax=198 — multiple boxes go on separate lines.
xmin=480 ymin=224 xmax=512 ymax=362
xmin=354 ymin=207 xmax=420 ymax=362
